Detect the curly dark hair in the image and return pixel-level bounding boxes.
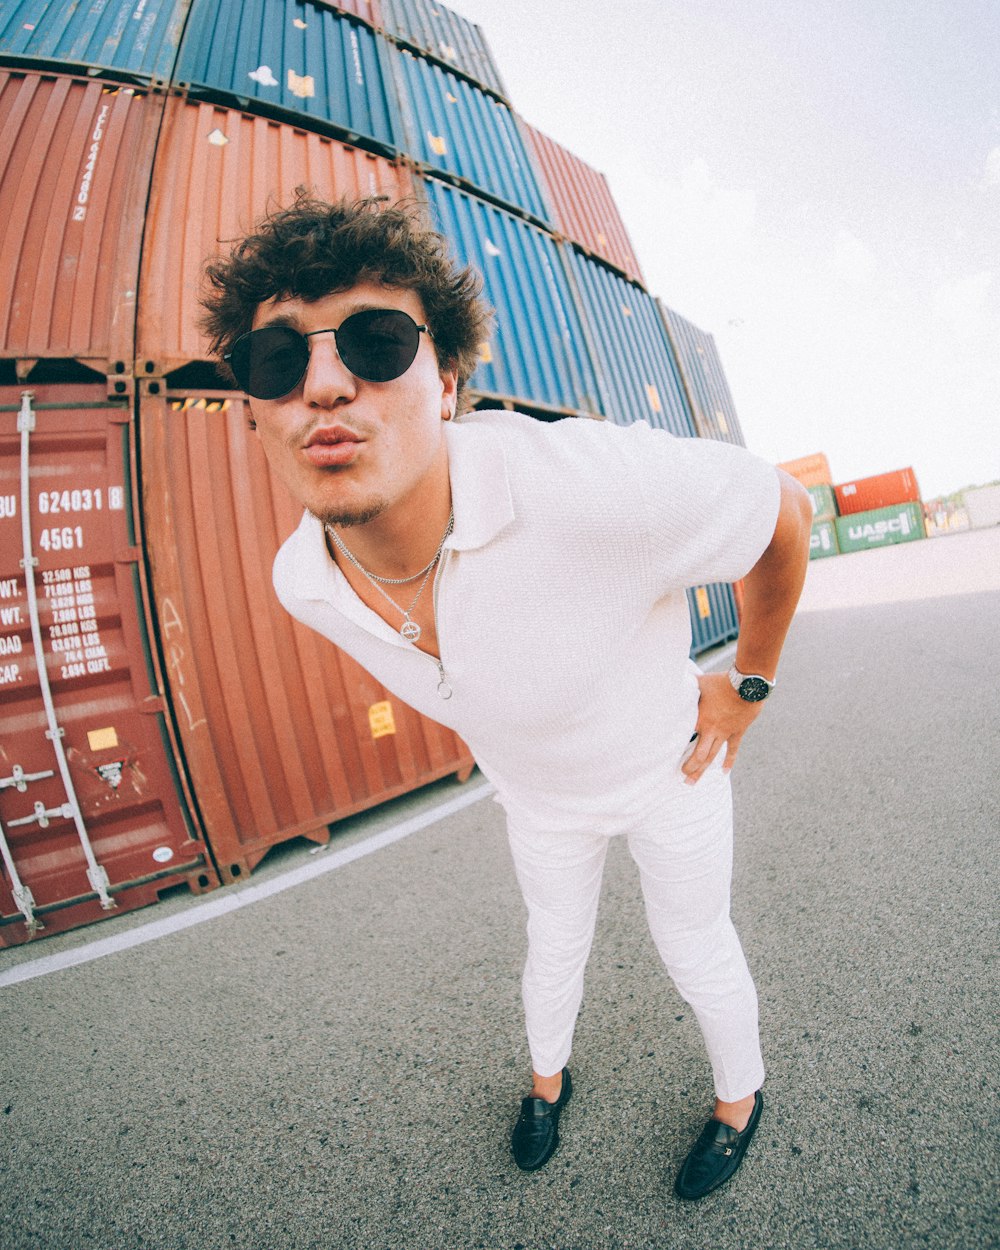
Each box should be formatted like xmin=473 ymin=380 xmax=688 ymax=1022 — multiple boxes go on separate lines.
xmin=200 ymin=191 xmax=492 ymax=402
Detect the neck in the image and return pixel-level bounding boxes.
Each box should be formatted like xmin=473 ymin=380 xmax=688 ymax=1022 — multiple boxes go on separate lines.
xmin=327 ymin=469 xmax=453 ymax=581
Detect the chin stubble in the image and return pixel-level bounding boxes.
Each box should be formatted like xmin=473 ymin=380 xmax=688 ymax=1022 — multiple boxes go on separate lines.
xmin=314 ymin=499 xmax=390 ymax=529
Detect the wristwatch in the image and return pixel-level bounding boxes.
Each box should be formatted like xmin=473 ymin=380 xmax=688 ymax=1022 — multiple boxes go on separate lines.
xmin=728 ymin=664 xmax=775 ymax=703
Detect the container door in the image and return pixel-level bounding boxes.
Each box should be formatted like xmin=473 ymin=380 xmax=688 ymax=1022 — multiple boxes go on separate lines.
xmin=0 ymin=385 xmax=215 ymax=947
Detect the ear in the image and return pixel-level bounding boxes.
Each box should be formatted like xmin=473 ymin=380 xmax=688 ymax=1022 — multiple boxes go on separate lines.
xmin=439 ymin=365 xmax=459 ymax=420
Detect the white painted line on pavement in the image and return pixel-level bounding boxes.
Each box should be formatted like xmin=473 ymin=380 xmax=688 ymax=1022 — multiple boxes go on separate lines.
xmin=0 ymin=780 xmax=495 ymax=989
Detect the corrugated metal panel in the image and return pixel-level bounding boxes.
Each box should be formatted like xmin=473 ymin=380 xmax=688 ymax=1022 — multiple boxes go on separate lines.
xmin=562 ymin=248 xmax=696 ymax=435
xmin=807 ymin=483 xmax=837 ymax=520
xmin=175 ymin=0 xmax=402 ymax=154
xmin=834 ymin=468 xmax=920 ymax=517
xmin=524 ymin=122 xmax=644 ymax=284
xmin=0 ymin=71 xmax=162 ymax=375
xmin=687 ymin=582 xmax=740 ymax=656
xmin=332 ymin=0 xmax=382 ymax=27
xmin=659 ymin=303 xmax=747 ymax=447
xmin=420 ymin=175 xmax=600 ymax=416
xmin=835 ymin=502 xmax=925 ymax=553
xmin=810 ymin=519 xmax=839 ymax=559
xmin=380 ymin=0 xmax=506 ymax=98
xmin=0 ymin=0 xmax=189 ymax=83
xmin=777 ymin=452 xmax=832 ymax=487
xmin=138 ymin=389 xmax=475 ymax=880
xmin=136 ymin=95 xmax=415 ymax=376
xmin=0 ymin=383 xmax=215 ymax=947
xmin=393 ymin=46 xmax=547 ymax=220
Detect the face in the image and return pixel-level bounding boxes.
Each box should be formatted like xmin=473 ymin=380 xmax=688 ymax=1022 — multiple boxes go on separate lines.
xmin=247 ymin=283 xmax=457 ymax=529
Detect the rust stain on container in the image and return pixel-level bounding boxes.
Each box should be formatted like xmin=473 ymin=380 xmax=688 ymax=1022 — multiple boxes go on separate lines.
xmin=0 ymin=383 xmax=216 ymax=947
xmin=523 ymin=121 xmax=645 ymax=286
xmin=139 ymin=390 xmax=474 ymax=883
xmin=0 ymin=70 xmax=164 ymax=377
xmin=136 ymin=95 xmax=415 ymax=378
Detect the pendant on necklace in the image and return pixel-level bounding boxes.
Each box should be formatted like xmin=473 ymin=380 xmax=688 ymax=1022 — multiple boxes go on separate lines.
xmin=401 ymin=619 xmax=421 ymax=642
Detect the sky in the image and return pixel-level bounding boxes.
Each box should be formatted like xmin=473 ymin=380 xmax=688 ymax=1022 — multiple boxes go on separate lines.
xmin=450 ymin=0 xmax=999 ymax=499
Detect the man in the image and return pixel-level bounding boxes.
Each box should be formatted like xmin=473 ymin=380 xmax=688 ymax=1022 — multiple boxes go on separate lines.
xmin=201 ymin=194 xmax=812 ymax=1200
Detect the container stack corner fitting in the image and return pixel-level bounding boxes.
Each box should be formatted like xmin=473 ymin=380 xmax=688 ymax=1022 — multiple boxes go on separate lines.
xmin=2 ymin=0 xmax=761 ymax=944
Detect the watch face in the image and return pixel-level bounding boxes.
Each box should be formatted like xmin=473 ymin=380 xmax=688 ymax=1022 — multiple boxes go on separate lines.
xmin=738 ymin=677 xmax=771 ymax=702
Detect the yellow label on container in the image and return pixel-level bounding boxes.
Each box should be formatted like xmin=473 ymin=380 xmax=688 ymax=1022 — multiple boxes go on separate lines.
xmin=288 ymin=69 xmax=315 ymax=98
xmin=645 ymin=383 xmax=662 ymax=413
xmin=368 ymin=701 xmax=397 ymax=739
xmin=695 ymin=587 xmax=711 ymax=619
xmin=88 ymin=726 xmax=119 ymax=751
xmin=428 ymin=133 xmax=448 ymax=156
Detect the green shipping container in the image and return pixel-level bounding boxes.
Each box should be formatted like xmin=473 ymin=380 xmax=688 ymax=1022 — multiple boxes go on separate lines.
xmin=809 ymin=519 xmax=839 ymax=559
xmin=808 ymin=483 xmax=838 ymax=520
xmin=835 ymin=502 xmax=926 ymax=554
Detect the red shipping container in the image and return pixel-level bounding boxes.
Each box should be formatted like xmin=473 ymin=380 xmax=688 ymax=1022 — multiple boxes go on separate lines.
xmin=523 ymin=122 xmax=645 ymax=285
xmin=834 ymin=467 xmax=920 ymax=517
xmin=0 ymin=384 xmax=216 ymax=947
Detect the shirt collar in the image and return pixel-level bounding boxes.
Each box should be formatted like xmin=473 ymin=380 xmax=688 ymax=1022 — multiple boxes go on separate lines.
xmin=288 ymin=413 xmax=515 ymax=602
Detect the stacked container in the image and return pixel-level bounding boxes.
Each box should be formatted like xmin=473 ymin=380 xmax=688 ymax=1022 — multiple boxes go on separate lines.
xmin=778 ymin=451 xmax=840 ymax=560
xmin=832 ymin=467 xmax=924 ymax=553
xmin=1 ymin=0 xmax=760 ymax=943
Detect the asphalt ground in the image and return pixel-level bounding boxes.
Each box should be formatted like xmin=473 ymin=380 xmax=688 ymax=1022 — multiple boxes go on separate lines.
xmin=1 ymin=526 xmax=997 ymax=1250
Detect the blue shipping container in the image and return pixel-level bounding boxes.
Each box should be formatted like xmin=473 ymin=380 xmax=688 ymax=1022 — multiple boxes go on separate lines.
xmin=175 ymin=0 xmax=402 ymax=152
xmin=660 ymin=303 xmax=746 ymax=447
xmin=687 ymin=583 xmax=740 ymax=657
xmin=393 ymin=45 xmax=548 ymax=221
xmin=380 ymin=0 xmax=507 ymax=98
xmin=562 ymin=247 xmax=697 ymax=436
xmin=421 ymin=176 xmax=600 ymax=416
xmin=0 ymin=0 xmax=189 ymax=82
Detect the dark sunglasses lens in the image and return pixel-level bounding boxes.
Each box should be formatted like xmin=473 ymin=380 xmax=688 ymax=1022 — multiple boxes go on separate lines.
xmin=231 ymin=326 xmax=309 ymax=399
xmin=336 ymin=309 xmax=421 ymax=382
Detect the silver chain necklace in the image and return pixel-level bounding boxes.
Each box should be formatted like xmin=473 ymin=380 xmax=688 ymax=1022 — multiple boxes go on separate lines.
xmin=326 ymin=511 xmax=454 ymax=644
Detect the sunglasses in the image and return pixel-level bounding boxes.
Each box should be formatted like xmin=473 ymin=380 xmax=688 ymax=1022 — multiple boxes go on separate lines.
xmin=224 ymin=308 xmax=431 ymax=399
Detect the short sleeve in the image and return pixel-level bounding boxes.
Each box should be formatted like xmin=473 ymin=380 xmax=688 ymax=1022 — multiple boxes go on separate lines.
xmin=623 ymin=421 xmax=781 ymax=590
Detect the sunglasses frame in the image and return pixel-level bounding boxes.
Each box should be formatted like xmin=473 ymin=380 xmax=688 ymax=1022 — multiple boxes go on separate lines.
xmin=224 ymin=308 xmax=432 ymax=399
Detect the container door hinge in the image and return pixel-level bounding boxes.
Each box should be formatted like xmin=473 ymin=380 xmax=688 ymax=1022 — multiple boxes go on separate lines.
xmin=0 ymin=765 xmax=56 ymax=793
xmin=0 ymin=812 xmax=43 ymax=933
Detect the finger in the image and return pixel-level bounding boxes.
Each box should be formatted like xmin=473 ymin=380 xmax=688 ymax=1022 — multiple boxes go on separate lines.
xmin=682 ymin=734 xmax=722 ymax=783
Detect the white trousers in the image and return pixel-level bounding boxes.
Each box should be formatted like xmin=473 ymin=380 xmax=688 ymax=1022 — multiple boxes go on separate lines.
xmin=506 ymin=762 xmax=764 ymax=1103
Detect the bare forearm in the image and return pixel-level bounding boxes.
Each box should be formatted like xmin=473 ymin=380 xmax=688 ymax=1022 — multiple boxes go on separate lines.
xmin=734 ymin=471 xmax=812 ymax=680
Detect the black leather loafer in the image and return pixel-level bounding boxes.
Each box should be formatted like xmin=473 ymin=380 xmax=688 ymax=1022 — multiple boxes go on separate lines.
xmin=511 ymin=1067 xmax=573 ymax=1171
xmin=674 ymin=1089 xmax=763 ymax=1200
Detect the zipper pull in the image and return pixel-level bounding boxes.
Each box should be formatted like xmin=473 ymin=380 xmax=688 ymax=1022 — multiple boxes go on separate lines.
xmin=436 ymin=661 xmax=453 ymax=700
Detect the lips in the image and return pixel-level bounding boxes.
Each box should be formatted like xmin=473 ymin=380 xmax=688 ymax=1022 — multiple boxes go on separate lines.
xmin=303 ymin=424 xmax=364 ymax=468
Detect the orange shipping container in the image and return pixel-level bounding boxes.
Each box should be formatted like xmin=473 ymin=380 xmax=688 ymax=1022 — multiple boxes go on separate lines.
xmin=523 ymin=122 xmax=645 ymax=285
xmin=0 ymin=70 xmax=163 ymax=381
xmin=776 ymin=451 xmax=833 ymax=487
xmin=135 ymin=95 xmax=416 ymax=378
xmin=834 ymin=467 xmax=920 ymax=517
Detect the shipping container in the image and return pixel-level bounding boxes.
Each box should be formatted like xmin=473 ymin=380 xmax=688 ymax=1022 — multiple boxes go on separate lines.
xmin=807 ymin=483 xmax=837 ymax=520
xmin=331 ymin=0 xmax=382 ymax=28
xmin=658 ymin=304 xmax=746 ymax=446
xmin=835 ymin=502 xmax=925 ymax=554
xmin=0 ymin=384 xmax=215 ymax=947
xmin=687 ymin=582 xmax=740 ymax=656
xmin=136 ymin=95 xmax=415 ymax=378
xmin=561 ymin=248 xmax=696 ymax=436
xmin=809 ymin=518 xmax=839 ymax=559
xmin=834 ymin=467 xmax=920 ymax=517
xmin=392 ymin=46 xmax=547 ymax=221
xmin=964 ymin=483 xmax=1000 ymax=529
xmin=0 ymin=70 xmax=163 ymax=379
xmin=175 ymin=0 xmax=402 ymax=155
xmin=138 ymin=389 xmax=474 ymax=881
xmin=523 ymin=122 xmax=644 ymax=284
xmin=379 ymin=0 xmax=506 ymax=98
xmin=420 ymin=176 xmax=600 ymax=416
xmin=777 ymin=452 xmax=832 ymax=487
xmin=0 ymin=0 xmax=188 ymax=84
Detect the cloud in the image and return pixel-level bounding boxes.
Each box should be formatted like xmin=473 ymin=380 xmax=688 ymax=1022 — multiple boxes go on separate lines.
xmin=932 ymin=271 xmax=993 ymax=336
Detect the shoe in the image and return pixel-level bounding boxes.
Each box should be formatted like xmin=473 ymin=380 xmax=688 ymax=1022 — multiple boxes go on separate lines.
xmin=673 ymin=1089 xmax=763 ymax=1200
xmin=511 ymin=1067 xmax=573 ymax=1171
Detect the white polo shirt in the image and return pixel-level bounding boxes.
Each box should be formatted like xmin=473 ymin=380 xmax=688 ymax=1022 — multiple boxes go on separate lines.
xmin=273 ymin=410 xmax=780 ymax=835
